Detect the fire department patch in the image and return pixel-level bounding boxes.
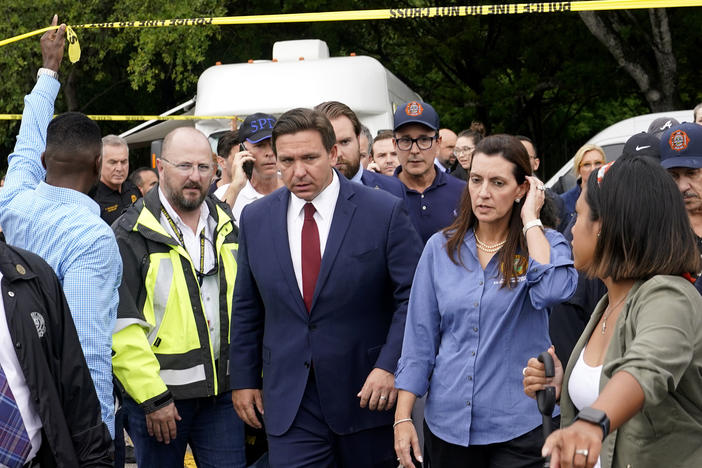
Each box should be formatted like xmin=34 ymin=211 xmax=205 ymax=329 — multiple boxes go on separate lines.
xmin=669 ymin=129 xmax=689 ymax=152
xmin=405 ymin=101 xmax=424 ymax=117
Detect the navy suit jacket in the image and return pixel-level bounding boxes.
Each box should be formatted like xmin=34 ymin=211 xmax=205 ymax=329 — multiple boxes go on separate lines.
xmin=230 ymin=172 xmax=422 ymax=436
xmin=360 ymin=169 xmax=405 ymax=199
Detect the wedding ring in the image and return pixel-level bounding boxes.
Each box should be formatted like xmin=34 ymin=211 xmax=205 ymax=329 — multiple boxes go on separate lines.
xmin=575 ymin=448 xmax=589 ymax=457
xmin=379 ymin=395 xmax=387 ymax=400
xmin=537 ymin=185 xmax=545 ymax=191
xmin=522 ymin=367 xmax=528 ymax=376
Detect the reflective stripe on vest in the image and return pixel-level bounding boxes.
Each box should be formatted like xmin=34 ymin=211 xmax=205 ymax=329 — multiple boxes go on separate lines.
xmin=160 ymin=364 xmax=207 ymax=387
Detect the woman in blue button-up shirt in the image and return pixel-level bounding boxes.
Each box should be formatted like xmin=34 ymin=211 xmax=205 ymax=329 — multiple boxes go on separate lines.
xmin=394 ymin=134 xmax=577 ymax=467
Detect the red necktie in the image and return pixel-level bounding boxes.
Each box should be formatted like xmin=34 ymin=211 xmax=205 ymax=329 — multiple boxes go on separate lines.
xmin=301 ymin=203 xmax=321 ymax=313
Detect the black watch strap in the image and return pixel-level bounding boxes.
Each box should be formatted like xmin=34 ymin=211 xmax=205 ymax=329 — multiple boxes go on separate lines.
xmin=573 ymin=406 xmax=610 ymax=441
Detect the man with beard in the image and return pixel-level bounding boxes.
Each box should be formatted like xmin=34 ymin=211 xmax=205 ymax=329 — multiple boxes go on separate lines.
xmin=111 ymin=127 xmax=246 ymax=467
xmin=315 ymin=101 xmax=404 ymax=198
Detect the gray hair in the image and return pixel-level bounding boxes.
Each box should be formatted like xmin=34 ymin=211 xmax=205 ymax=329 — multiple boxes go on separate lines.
xmin=102 ymin=134 xmax=128 ymax=151
xmin=360 ymin=125 xmax=373 ymax=154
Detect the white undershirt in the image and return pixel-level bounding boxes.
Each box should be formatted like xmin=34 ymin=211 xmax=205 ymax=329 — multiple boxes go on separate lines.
xmin=215 ymin=181 xmax=265 ymax=228
xmin=158 ymin=189 xmax=221 ymax=357
xmin=287 ymin=170 xmax=340 ymax=297
xmin=0 ymin=271 xmax=42 ymax=461
xmin=568 ymin=347 xmax=603 ymax=468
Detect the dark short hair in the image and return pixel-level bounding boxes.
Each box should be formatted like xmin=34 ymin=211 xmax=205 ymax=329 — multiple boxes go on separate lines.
xmin=272 ymin=108 xmax=336 ymax=155
xmin=516 ymin=135 xmax=537 ymax=157
xmin=314 ymin=101 xmax=361 ymax=137
xmin=129 ymin=167 xmax=158 ymax=187
xmin=371 ymin=130 xmax=395 ymax=155
xmin=46 ymin=112 xmax=101 ymax=156
xmin=216 ymin=131 xmax=240 ymax=159
xmin=443 ymin=134 xmax=532 ymax=287
xmin=584 ymin=156 xmax=700 ymax=280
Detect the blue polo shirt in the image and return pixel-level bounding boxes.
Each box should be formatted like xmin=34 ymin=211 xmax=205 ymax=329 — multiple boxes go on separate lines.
xmin=395 ymin=166 xmax=466 ymax=244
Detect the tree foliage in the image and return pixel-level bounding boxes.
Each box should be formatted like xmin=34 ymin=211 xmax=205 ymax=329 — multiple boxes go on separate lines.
xmin=1 ymin=1 xmax=701 ymax=178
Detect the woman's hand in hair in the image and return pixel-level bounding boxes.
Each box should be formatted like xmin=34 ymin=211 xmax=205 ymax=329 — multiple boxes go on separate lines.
xmin=523 ymin=346 xmax=563 ymax=402
xmin=521 ymin=175 xmax=546 ymax=224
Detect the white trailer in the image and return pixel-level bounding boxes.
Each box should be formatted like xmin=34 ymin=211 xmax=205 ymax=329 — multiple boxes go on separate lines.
xmin=122 ymin=39 xmax=421 ymax=151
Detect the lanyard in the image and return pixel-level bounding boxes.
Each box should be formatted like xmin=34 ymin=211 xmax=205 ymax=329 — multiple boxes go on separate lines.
xmin=161 ymin=207 xmax=217 ymax=284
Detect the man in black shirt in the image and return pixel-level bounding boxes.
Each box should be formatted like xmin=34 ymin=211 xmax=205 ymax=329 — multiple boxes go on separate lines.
xmin=92 ymin=135 xmax=141 ymax=225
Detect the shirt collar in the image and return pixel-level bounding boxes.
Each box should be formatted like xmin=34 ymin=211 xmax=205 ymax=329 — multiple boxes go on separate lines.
xmin=289 ymin=169 xmax=340 ymax=222
xmin=394 ymin=165 xmax=446 ymax=193
xmin=349 ymin=165 xmax=364 ymax=184
xmin=35 ymin=181 xmax=101 ymax=216
xmin=434 ymin=159 xmax=447 ymax=172
xmin=158 ymin=187 xmax=210 ymax=234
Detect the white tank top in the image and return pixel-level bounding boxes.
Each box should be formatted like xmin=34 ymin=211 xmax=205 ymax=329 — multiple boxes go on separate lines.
xmin=568 ymin=348 xmax=603 ymax=468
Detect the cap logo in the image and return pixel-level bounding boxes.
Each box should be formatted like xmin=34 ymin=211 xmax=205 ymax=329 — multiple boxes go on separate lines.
xmin=669 ymin=129 xmax=689 ymax=152
xmin=405 ymin=101 xmax=424 ymax=117
xmin=660 ymin=120 xmax=673 ymax=131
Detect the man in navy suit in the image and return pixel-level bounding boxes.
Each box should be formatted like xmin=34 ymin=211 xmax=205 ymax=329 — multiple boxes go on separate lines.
xmin=230 ymin=108 xmax=422 ymax=467
xmin=315 ymin=101 xmax=405 ymax=198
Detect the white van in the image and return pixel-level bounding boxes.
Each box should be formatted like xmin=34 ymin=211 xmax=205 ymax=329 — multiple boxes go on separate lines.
xmin=546 ymin=109 xmax=694 ymax=190
xmin=121 ymin=39 xmax=422 ymax=152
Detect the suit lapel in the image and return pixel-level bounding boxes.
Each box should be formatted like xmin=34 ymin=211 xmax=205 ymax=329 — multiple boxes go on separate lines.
xmin=271 ymin=190 xmax=308 ymax=316
xmin=311 ymin=177 xmax=356 ymax=310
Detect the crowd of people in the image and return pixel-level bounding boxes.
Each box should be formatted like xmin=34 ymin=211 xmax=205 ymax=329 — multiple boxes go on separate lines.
xmin=1 ymin=15 xmax=702 ymax=468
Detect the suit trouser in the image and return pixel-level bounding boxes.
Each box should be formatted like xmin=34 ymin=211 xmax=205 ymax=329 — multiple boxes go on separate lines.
xmin=267 ymin=372 xmax=396 ymax=468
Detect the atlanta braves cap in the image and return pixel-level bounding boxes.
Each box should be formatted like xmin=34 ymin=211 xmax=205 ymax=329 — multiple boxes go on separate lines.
xmin=647 ymin=116 xmax=680 ymax=140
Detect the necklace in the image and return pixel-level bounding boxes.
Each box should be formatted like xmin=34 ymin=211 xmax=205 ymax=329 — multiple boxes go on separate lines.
xmin=601 ymin=294 xmax=627 ymax=335
xmin=474 ymin=231 xmax=507 ymax=253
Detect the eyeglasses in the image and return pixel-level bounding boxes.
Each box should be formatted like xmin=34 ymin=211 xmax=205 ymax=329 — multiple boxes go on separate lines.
xmin=161 ymin=157 xmax=215 ymax=176
xmin=453 ymin=146 xmax=475 ymax=156
xmin=394 ymin=135 xmax=438 ymax=151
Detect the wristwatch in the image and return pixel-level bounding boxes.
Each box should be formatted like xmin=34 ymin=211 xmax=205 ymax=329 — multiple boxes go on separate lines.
xmin=573 ymin=407 xmax=610 ymax=440
xmin=37 ymin=67 xmax=59 ymax=81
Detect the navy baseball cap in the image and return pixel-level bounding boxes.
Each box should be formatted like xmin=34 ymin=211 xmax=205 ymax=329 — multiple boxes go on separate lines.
xmin=660 ymin=123 xmax=702 ymax=169
xmin=239 ymin=113 xmax=276 ymax=143
xmin=621 ymin=132 xmax=660 ymax=160
xmin=393 ymin=101 xmax=440 ymax=132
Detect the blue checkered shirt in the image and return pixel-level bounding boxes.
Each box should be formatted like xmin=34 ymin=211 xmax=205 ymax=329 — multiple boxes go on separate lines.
xmin=0 ymin=75 xmax=121 ymax=437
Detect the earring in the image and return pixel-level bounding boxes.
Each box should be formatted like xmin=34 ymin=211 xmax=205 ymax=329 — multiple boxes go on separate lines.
xmin=515 ymin=198 xmax=521 ymax=203
xmin=597 ymin=232 xmax=601 ymax=237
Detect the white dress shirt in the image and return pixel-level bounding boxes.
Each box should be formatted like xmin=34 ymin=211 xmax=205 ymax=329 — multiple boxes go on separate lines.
xmin=158 ymin=189 xmax=221 ymax=357
xmin=215 ymin=181 xmax=265 ymax=228
xmin=287 ymin=170 xmax=340 ymax=297
xmin=0 ymin=272 xmax=42 ymax=461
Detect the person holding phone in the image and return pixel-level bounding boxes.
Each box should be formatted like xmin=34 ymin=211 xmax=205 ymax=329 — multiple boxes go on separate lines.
xmin=215 ymin=113 xmax=283 ymax=227
xmin=393 ymin=134 xmax=577 ymax=467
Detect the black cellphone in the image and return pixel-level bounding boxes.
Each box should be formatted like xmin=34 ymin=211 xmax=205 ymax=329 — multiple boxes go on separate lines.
xmin=240 ymin=142 xmax=254 ymax=180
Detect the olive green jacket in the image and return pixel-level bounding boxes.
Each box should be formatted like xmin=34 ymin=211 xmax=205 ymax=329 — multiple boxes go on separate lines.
xmin=560 ymin=275 xmax=702 ymax=468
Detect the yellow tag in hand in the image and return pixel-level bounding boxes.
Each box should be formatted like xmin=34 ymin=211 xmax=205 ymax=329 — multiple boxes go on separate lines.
xmin=66 ymin=26 xmax=81 ymax=63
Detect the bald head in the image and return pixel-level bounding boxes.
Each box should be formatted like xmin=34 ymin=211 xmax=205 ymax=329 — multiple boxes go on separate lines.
xmin=438 ymin=128 xmax=457 ymax=167
xmin=162 ymin=127 xmax=211 ymax=157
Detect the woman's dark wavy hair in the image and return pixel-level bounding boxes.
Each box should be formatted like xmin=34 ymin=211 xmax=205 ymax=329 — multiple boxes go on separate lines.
xmin=584 ymin=156 xmax=700 ymax=280
xmin=442 ymin=134 xmax=532 ymax=288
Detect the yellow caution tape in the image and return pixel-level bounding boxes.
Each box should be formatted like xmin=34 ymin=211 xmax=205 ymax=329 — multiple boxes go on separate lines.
xmin=1 ymin=1 xmax=701 ymax=48
xmin=0 ymin=114 xmax=240 ymax=121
